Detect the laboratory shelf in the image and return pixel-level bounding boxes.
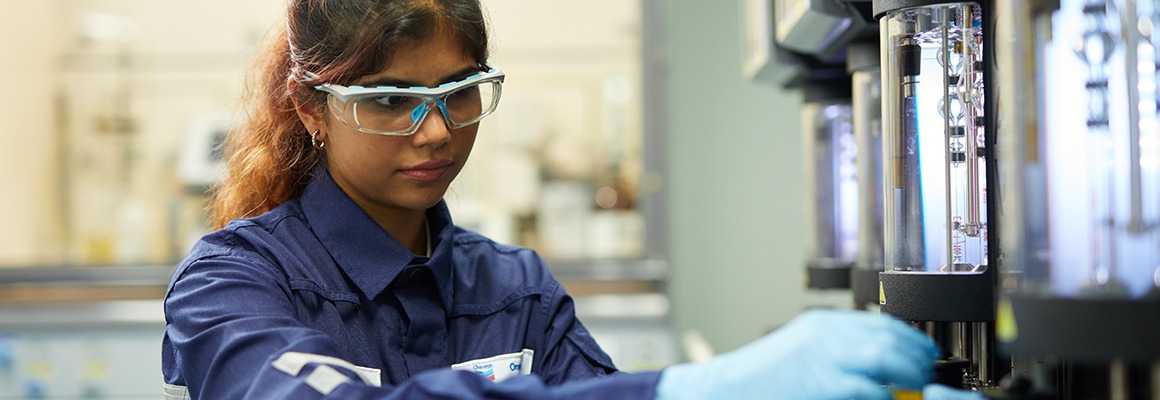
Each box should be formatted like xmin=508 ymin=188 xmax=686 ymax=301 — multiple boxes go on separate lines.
xmin=0 ymin=260 xmax=669 ymax=286
xmin=545 ymin=259 xmax=670 ymax=282
xmin=0 ymin=259 xmax=671 ymax=303
xmin=0 ymin=266 xmax=174 ymax=304
xmin=0 ymin=265 xmax=174 ymax=286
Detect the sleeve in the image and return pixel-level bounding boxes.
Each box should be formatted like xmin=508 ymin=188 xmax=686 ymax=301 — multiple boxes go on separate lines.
xmin=164 ymin=251 xmax=661 ymax=400
xmin=535 ymin=279 xmax=625 ymax=384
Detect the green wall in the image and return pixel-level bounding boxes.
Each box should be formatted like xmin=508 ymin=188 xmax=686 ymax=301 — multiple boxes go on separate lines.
xmin=666 ymin=0 xmax=851 ymax=354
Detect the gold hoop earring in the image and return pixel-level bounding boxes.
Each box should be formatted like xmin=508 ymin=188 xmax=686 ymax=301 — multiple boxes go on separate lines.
xmin=310 ymin=130 xmax=326 ymax=149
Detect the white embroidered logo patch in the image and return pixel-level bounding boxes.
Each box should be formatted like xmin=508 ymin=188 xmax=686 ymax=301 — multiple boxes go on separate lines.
xmin=450 ymin=349 xmax=534 ymax=383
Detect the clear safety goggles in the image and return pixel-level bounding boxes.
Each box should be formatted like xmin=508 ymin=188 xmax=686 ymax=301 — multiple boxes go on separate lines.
xmin=312 ymin=67 xmax=504 ymax=136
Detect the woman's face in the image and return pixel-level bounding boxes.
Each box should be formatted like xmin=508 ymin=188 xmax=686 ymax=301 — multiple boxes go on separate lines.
xmin=312 ymin=30 xmax=480 ymax=217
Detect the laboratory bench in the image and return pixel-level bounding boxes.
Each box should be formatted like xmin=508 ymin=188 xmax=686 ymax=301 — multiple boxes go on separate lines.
xmin=0 ymin=260 xmax=677 ymax=398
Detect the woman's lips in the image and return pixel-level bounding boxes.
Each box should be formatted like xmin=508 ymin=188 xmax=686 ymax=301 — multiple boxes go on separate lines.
xmin=401 ymin=159 xmax=453 ymax=182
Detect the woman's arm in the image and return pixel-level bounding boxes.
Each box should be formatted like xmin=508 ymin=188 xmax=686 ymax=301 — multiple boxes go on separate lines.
xmin=528 ymin=259 xmax=625 ymax=384
xmin=164 ymin=252 xmax=661 ymax=400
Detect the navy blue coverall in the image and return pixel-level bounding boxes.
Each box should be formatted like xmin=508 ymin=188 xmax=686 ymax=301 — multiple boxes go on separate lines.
xmin=162 ymin=168 xmax=661 ymax=399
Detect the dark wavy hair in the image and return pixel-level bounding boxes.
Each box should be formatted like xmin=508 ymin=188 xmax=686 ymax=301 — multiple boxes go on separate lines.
xmin=210 ymin=0 xmax=489 ymax=229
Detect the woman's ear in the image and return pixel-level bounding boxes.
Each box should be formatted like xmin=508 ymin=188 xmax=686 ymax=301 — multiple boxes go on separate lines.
xmin=292 ymin=96 xmax=328 ymax=141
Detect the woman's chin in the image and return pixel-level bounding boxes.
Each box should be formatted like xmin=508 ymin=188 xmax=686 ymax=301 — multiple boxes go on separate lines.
xmin=392 ymin=189 xmax=449 ymax=211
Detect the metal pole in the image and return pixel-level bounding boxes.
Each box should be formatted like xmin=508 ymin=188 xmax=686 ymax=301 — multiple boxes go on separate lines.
xmin=964 ymin=3 xmax=982 ymax=237
xmin=943 ymin=6 xmax=955 ymax=271
xmin=1110 ymin=358 xmax=1128 ymax=400
xmin=1121 ymin=0 xmax=1146 ymax=233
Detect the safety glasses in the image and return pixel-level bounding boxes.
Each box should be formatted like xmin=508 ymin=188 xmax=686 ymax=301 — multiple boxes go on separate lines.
xmin=313 ymin=67 xmax=504 ymax=136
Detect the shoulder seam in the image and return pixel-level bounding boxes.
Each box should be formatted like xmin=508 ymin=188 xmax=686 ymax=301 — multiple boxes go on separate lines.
xmin=227 ymin=213 xmax=301 ymax=235
xmin=264 ymin=213 xmax=304 ymax=233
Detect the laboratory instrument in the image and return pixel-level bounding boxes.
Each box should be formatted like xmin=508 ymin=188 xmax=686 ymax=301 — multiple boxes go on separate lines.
xmin=848 ymin=40 xmax=888 ymax=308
xmin=774 ymin=0 xmax=870 ymax=60
xmin=874 ymin=0 xmax=998 ymax=390
xmin=996 ymin=0 xmax=1160 ymax=398
xmin=802 ymin=78 xmax=858 ymax=289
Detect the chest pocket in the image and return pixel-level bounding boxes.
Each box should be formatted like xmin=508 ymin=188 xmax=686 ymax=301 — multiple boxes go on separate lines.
xmin=449 ymin=286 xmax=540 ymax=316
xmin=449 ymin=286 xmax=547 ymax=375
xmin=450 ymin=349 xmax=534 ymax=382
xmin=289 ymin=278 xmax=361 ymax=317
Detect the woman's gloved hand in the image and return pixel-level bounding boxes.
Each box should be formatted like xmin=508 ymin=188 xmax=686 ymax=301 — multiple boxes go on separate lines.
xmin=655 ymin=309 xmax=942 ymax=400
xmin=923 ymin=384 xmax=987 ymax=400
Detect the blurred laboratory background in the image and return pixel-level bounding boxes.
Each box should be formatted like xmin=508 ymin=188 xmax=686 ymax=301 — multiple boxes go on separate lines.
xmin=1 ymin=0 xmax=854 ymax=398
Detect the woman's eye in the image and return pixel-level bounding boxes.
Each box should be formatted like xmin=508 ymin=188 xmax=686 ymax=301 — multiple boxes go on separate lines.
xmin=373 ymin=95 xmax=406 ymax=107
xmin=449 ymin=85 xmax=479 ymax=99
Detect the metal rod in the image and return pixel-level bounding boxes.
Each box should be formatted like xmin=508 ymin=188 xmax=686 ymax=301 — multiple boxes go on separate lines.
xmin=1080 ymin=0 xmax=1117 ymax=284
xmin=957 ymin=322 xmax=967 ymax=359
xmin=1122 ymin=0 xmax=1146 ymax=233
xmin=1152 ymin=360 xmax=1160 ymax=400
xmin=1110 ymin=358 xmax=1128 ymax=400
xmin=943 ymin=5 xmax=955 ymax=271
xmin=895 ymin=32 xmax=909 ymax=190
xmin=965 ymin=4 xmax=982 ymax=237
xmin=974 ymin=321 xmax=991 ymax=386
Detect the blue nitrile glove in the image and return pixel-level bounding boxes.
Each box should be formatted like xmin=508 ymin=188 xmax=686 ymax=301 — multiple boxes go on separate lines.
xmin=655 ymin=309 xmax=941 ymax=400
xmin=922 ymin=384 xmax=987 ymax=400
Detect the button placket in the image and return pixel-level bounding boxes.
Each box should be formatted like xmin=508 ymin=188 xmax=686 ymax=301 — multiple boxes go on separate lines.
xmin=394 ymin=265 xmax=449 ymax=377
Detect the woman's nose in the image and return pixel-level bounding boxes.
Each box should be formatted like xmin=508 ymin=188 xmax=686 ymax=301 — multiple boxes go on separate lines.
xmin=412 ymin=104 xmax=451 ymax=148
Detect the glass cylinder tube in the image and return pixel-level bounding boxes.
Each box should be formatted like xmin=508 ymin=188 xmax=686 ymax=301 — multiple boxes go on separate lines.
xmin=995 ymin=0 xmax=1052 ymax=294
xmin=881 ymin=2 xmax=988 ymax=274
xmin=1000 ymin=0 xmax=1160 ymax=299
xmin=854 ymin=67 xmax=885 ymax=272
xmin=803 ymin=97 xmax=858 ymax=275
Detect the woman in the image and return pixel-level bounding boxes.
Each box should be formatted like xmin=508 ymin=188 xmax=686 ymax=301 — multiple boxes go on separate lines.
xmin=163 ymin=1 xmax=968 ymax=399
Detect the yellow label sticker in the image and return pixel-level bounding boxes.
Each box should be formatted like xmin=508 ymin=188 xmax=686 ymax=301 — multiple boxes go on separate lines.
xmin=879 ymin=281 xmax=886 ymax=305
xmin=997 ymin=298 xmax=1018 ymax=342
xmin=893 ymin=389 xmax=923 ymax=400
